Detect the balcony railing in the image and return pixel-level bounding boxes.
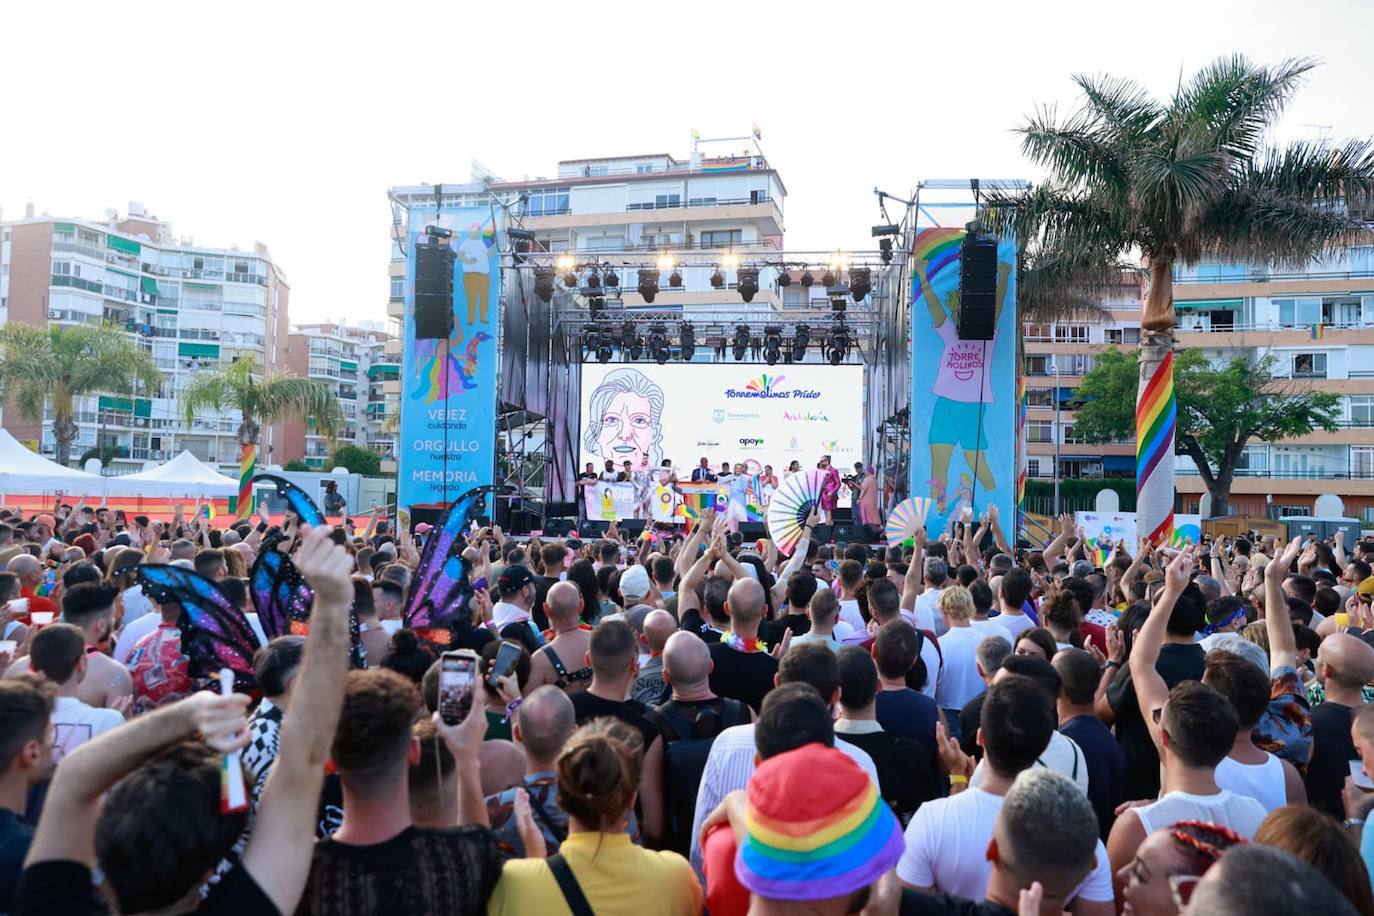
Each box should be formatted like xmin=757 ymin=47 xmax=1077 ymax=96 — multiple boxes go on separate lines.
xmin=1176 ymin=467 xmax=1374 ymax=480
xmin=625 ymin=195 xmax=776 ymax=213
xmin=1178 ymin=320 xmax=1374 ymax=334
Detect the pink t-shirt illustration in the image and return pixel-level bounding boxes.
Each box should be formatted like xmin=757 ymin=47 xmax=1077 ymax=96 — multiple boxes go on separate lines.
xmin=932 ymin=321 xmax=997 ymax=404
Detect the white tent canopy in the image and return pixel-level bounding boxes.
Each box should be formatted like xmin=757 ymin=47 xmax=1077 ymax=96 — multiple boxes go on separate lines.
xmin=0 ymin=429 xmax=108 ymax=496
xmin=102 ymin=450 xmax=239 ymax=498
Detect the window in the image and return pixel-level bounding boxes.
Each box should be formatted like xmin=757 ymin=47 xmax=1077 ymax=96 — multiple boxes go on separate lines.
xmin=389 ymin=277 xmax=404 ymax=301
xmin=1026 ymin=388 xmax=1054 ymax=408
xmin=1351 ymin=396 xmax=1374 ymax=427
xmin=688 ymin=197 xmax=718 ymax=208
xmin=654 ymin=193 xmax=681 ymax=209
xmin=1274 ymin=505 xmax=1311 ymax=517
xmin=587 ymin=166 xmax=608 ymax=176
xmin=1024 ymin=324 xmax=1052 ymax=342
xmin=1292 ymin=352 xmax=1327 ymax=378
xmin=583 ymin=235 xmax=626 ymax=251
xmin=1054 ymin=324 xmax=1089 ymax=343
xmin=1238 ymin=446 xmax=1269 ymax=474
xmin=700 ymin=229 xmax=742 ymax=249
xmin=636 ymin=164 xmax=654 ymax=173
xmin=1062 ymin=425 xmax=1087 ymax=445
xmin=1026 ymin=457 xmax=1044 ymax=477
xmin=1024 ymin=355 xmax=1051 ymax=375
xmin=524 ymin=187 xmax=571 ymax=216
xmin=1028 ymin=421 xmax=1053 ymax=443
xmin=1353 ymin=446 xmax=1374 ymax=479
xmin=1276 ymin=298 xmax=1321 ymax=327
xmin=1105 ymin=327 xmax=1141 ymax=344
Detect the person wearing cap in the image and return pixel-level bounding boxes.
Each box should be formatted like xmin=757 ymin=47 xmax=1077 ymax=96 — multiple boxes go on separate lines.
xmin=28 ymin=515 xmax=61 ymax=554
xmin=493 ymin=565 xmax=545 ymax=654
xmin=617 ymin=563 xmax=653 ymax=612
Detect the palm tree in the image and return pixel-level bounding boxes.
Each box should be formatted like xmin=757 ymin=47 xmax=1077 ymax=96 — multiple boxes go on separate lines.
xmin=181 ymin=359 xmax=343 ymax=514
xmin=985 ymin=55 xmax=1374 ymax=540
xmin=0 ymin=324 xmax=162 ymax=466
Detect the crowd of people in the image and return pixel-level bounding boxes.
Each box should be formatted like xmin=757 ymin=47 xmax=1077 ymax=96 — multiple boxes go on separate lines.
xmin=1 ymin=497 xmax=1374 ymax=914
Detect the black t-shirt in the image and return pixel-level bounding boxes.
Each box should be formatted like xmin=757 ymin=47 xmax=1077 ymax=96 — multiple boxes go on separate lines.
xmin=762 ymin=613 xmax=810 ymax=649
xmin=1108 ymin=642 xmax=1205 ymax=800
xmin=570 ymin=691 xmax=662 ymax=750
xmin=451 ymin=622 xmax=498 ymax=654
xmin=836 ymin=730 xmax=940 ymax=822
xmin=875 ymin=688 xmax=940 ymax=764
xmin=678 ymin=608 xmax=722 ymax=645
xmin=12 ymin=858 xmax=273 ymax=916
xmin=299 ymin=825 xmax=500 ymax=915
xmin=531 ymin=576 xmax=560 ymax=631
xmin=707 ymin=642 xmax=779 ymax=715
xmin=0 ymin=809 xmax=34 ymax=914
xmin=1060 ymin=714 xmax=1125 ymax=839
xmin=958 ymin=693 xmax=985 ymax=760
xmin=1307 ymin=702 xmax=1358 ymax=818
xmin=900 ymin=889 xmax=1015 ymax=916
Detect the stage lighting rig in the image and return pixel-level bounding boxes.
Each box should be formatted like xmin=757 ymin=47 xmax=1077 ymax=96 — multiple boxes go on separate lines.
xmin=720 ymin=252 xmax=741 ymax=271
xmin=872 ymin=223 xmax=899 ymax=266
xmin=878 ymin=238 xmax=894 ymax=264
xmin=791 ymin=325 xmax=810 ymax=362
xmin=732 ymin=324 xmax=751 ymax=361
xmin=762 ymin=325 xmax=782 ymax=365
xmin=777 ymin=268 xmax=791 ymax=287
xmin=825 ymin=323 xmax=850 ymax=366
xmin=586 ymin=269 xmax=601 ymax=290
xmin=622 ymin=321 xmax=643 ymax=360
xmin=557 ymin=254 xmax=577 ymax=288
xmin=679 ymin=322 xmax=696 ymax=360
xmin=637 ymin=269 xmax=660 ymax=303
xmin=587 ymin=294 xmax=606 ymax=318
xmin=595 ymin=330 xmax=613 ymax=363
xmin=668 ymin=269 xmax=683 ymax=289
xmin=533 ymin=268 xmax=555 ymax=303
xmin=849 ymin=267 xmax=872 ymax=301
xmin=656 ymin=252 xmax=676 ymax=272
xmin=737 ymin=268 xmax=759 ymax=303
xmin=821 ymin=268 xmax=837 ymax=288
xmin=604 ymin=268 xmax=620 ymax=288
xmin=829 ymin=295 xmax=847 ymax=316
xmin=800 ymin=269 xmax=814 ymax=288
xmin=649 ymin=324 xmax=670 ymax=365
xmin=581 ymin=329 xmax=597 ymax=358
xmin=709 ymin=269 xmax=725 ymax=289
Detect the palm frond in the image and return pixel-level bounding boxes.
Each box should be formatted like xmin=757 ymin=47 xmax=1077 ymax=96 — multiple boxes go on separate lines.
xmin=1195 ymin=189 xmax=1374 ymax=269
xmin=1070 ymin=71 xmax=1166 ymax=145
xmin=254 ymin=372 xmax=344 ymax=434
xmin=1019 ymin=256 xmax=1141 ymax=324
xmin=1244 ymin=139 xmax=1374 ymax=205
xmin=181 ymin=372 xmax=235 ymax=425
xmin=1017 ymin=105 xmax=1130 ymax=195
xmin=1170 ymin=54 xmax=1316 ymax=159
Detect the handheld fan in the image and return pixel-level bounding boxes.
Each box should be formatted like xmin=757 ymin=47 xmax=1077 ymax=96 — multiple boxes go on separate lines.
xmin=885 ymin=497 xmax=933 ymax=545
xmin=766 ymin=470 xmax=825 ymax=555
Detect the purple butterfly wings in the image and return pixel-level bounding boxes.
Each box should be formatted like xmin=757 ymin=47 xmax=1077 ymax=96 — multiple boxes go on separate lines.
xmin=136 ymin=564 xmax=259 ymax=692
xmin=252 ymin=473 xmax=326 ymax=528
xmin=403 ymin=486 xmax=492 ymax=639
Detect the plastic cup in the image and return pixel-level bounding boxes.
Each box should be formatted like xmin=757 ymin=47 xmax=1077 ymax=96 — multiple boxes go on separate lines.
xmin=30 ymin=611 xmax=53 ymax=627
xmin=0 ymin=640 xmax=15 ymax=655
xmin=1336 ymin=612 xmax=1351 ymax=629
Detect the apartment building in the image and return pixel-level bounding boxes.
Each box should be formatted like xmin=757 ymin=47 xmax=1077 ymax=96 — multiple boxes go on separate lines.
xmin=1022 ymin=248 xmax=1374 ymax=523
xmin=0 ymin=203 xmax=290 ymax=469
xmin=281 ymin=322 xmax=398 ymax=469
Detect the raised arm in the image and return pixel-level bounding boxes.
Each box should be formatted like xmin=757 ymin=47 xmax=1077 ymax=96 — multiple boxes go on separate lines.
xmin=25 ymin=691 xmax=249 ymax=868
xmin=677 ymin=533 xmax=717 ymax=617
xmin=1264 ymin=535 xmax=1303 ymax=674
xmin=674 ymin=509 xmax=713 ymax=581
xmin=1043 ymin=513 xmax=1075 ymax=567
xmin=900 ymin=532 xmax=927 ymax=613
xmin=1131 ymin=548 xmax=1195 ymax=754
xmin=987 ymin=503 xmax=1012 ymax=556
xmin=1335 ymin=530 xmax=1349 ymax=571
xmin=1209 ymin=540 xmax=1234 ymax=597
xmin=241 ymin=524 xmax=353 ymax=912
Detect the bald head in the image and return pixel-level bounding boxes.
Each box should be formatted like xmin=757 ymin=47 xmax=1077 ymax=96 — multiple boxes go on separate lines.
xmin=545 ymin=580 xmax=582 ymax=623
xmin=642 ymin=609 xmax=677 ymax=654
xmin=7 ymin=553 xmax=40 ymax=584
xmin=515 ymin=685 xmax=576 ymax=766
xmin=1319 ymin=633 xmax=1374 ymax=691
xmin=726 ymin=577 xmax=766 ymax=626
xmin=663 ymin=630 xmax=712 ymax=689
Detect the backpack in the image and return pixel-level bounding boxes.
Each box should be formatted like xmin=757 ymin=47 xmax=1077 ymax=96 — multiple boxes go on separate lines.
xmin=653 ymin=699 xmax=744 ymax=855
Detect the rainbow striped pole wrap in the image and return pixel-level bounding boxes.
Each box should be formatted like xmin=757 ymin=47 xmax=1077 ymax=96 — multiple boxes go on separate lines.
xmin=1015 ymin=373 xmax=1028 ymax=536
xmin=1136 ymin=331 xmax=1176 ymax=545
xmin=233 ymin=442 xmax=256 ymax=519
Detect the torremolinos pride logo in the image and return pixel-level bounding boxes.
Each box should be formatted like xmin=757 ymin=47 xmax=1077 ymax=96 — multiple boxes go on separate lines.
xmin=745 ymin=373 xmax=785 ymax=395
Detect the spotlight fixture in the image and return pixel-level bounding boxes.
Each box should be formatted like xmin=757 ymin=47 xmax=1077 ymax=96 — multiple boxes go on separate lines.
xmin=826 ymin=323 xmax=850 ymax=366
xmin=581 ymin=329 xmax=597 ymax=358
xmin=821 ymin=268 xmax=837 ymax=288
xmin=829 ymin=295 xmax=848 ymax=316
xmin=800 ymin=269 xmax=814 ymax=288
xmin=637 ymin=269 xmax=660 ymax=303
xmin=870 ymin=224 xmax=900 ymax=237
xmin=679 ymin=322 xmax=696 ymax=360
xmin=732 ymin=324 xmax=751 ymax=362
xmin=563 ymin=270 xmax=578 ymax=288
xmin=668 ymin=270 xmax=683 ymax=289
xmin=762 ymin=325 xmax=782 ymax=366
xmin=878 ymin=238 xmax=894 ymax=264
xmin=720 ymin=252 xmax=741 ymax=271
xmin=586 ymin=269 xmax=601 ymax=290
xmin=656 ymin=252 xmax=676 ymax=272
xmin=533 ymin=268 xmax=555 ymax=303
xmin=791 ymin=324 xmax=810 ymax=362
xmin=604 ymin=268 xmax=620 ymax=287
xmin=596 ymin=330 xmax=613 ymax=363
xmin=622 ymin=321 xmax=643 ymax=360
xmin=587 ymin=294 xmax=606 ymax=318
xmin=736 ymin=268 xmax=759 ymax=303
xmin=710 ymin=269 xmax=725 ymax=289
xmin=648 ymin=324 xmax=670 ymax=365
xmin=777 ymin=269 xmax=791 ymax=287
xmin=849 ymin=267 xmax=872 ymax=301
xmin=556 ymin=253 xmax=575 ymax=273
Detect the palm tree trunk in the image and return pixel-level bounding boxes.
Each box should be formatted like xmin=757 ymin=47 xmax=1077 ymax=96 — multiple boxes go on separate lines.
xmin=1136 ymin=329 xmax=1177 ymax=544
xmin=53 ymin=414 xmax=78 ymax=467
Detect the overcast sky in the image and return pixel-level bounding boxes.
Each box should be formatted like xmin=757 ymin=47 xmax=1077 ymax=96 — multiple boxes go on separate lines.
xmin=5 ymin=0 xmax=1372 ymax=325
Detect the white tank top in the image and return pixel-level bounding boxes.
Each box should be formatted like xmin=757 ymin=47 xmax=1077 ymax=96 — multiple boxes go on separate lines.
xmin=1214 ymin=753 xmax=1288 ymax=812
xmin=1133 ymin=788 xmax=1267 ymax=838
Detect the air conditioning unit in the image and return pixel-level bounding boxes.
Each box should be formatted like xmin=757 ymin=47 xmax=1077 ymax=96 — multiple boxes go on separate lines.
xmin=49 ymin=310 xmax=61 ymax=319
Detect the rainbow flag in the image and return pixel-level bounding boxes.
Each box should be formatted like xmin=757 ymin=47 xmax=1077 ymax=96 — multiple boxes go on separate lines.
xmin=1311 ymin=323 xmax=1324 ymax=340
xmin=702 ymin=157 xmax=749 ymax=173
xmin=1085 ymin=538 xmax=1111 ymax=568
xmin=1136 ymin=350 xmax=1177 ymax=544
xmin=201 ymin=503 xmax=215 ymax=522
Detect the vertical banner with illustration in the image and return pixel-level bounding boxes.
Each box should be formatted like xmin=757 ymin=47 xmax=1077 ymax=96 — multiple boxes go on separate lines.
xmin=397 ymin=207 xmax=500 ymax=518
xmin=908 ymin=228 xmax=1017 ymax=536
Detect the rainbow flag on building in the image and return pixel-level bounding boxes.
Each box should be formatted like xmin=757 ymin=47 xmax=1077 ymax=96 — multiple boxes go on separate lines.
xmin=702 ymin=157 xmax=750 ymax=173
xmin=1311 ymin=323 xmax=1324 ymax=340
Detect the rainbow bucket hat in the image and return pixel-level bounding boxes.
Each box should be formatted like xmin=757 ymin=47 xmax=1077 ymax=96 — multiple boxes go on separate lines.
xmin=735 ymin=742 xmax=904 ymax=900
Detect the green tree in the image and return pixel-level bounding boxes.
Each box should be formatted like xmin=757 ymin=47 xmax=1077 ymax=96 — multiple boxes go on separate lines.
xmin=0 ymin=324 xmax=161 ymax=466
xmin=329 ymin=444 xmax=382 ymax=476
xmin=984 ymin=56 xmax=1374 ymax=537
xmin=283 ymin=460 xmax=311 ymax=472
xmin=1072 ymin=348 xmax=1338 ymax=517
xmin=182 ymin=359 xmax=343 ymax=504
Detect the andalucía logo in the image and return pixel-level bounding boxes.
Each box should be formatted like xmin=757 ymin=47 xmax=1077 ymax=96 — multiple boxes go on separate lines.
xmin=725 ymin=373 xmax=821 ymax=400
xmin=782 ymin=410 xmax=830 ymax=422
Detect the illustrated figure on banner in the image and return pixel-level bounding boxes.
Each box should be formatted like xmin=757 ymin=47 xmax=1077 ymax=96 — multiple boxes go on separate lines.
xmin=582 ymin=367 xmax=665 ymax=473
xmin=410 ymin=215 xmax=497 ymax=404
xmin=914 ymin=235 xmax=1011 ymax=516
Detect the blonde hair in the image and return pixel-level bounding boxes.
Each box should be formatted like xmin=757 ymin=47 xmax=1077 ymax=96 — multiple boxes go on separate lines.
xmin=939 ymin=585 xmax=975 ymax=623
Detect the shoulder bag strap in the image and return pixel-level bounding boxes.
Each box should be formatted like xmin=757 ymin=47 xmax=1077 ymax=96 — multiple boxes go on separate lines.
xmin=546 ymin=853 xmax=595 ymax=916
